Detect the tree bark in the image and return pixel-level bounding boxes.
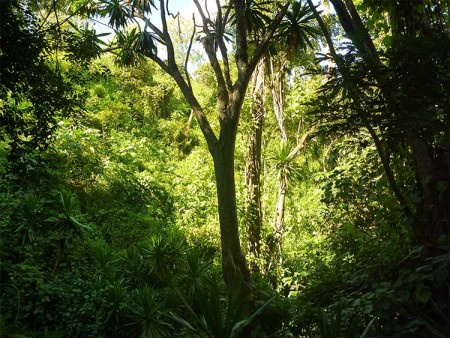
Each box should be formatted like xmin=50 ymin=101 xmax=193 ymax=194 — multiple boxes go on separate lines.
xmin=269 ymin=56 xmax=288 ymax=142
xmin=211 ymin=118 xmax=250 ymax=286
xmin=245 ymin=59 xmax=265 ymax=269
xmin=407 ymin=134 xmax=449 ymax=248
xmin=267 ymin=55 xmax=288 ymax=281
xmin=273 ymin=172 xmax=287 ymax=255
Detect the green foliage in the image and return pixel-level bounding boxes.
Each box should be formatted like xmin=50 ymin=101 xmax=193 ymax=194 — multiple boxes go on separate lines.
xmin=228 ymin=0 xmax=273 ymax=36
xmin=317 ymin=136 xmax=406 ymax=229
xmin=180 ymin=248 xmax=213 ymax=301
xmin=64 ymin=21 xmax=108 ymax=65
xmin=114 ymin=28 xmax=156 ymax=66
xmin=0 ymin=0 xmax=91 ymax=163
xmin=277 ymin=0 xmax=321 ymax=54
xmin=16 ymin=193 xmax=43 ymax=244
xmin=171 ymin=278 xmax=274 ymax=337
xmin=99 ymin=0 xmax=131 ymax=29
xmin=126 ymin=287 xmax=172 ymax=338
xmin=269 ymin=140 xmax=302 ymax=183
xmin=140 ymin=233 xmax=187 ymax=287
xmin=1 ymin=1 xmax=448 ymax=336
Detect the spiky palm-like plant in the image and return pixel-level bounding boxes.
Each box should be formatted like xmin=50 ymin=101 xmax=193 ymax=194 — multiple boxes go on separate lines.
xmin=180 ymin=248 xmax=212 ymax=301
xmin=127 ymin=287 xmax=172 ymax=338
xmin=140 ymin=233 xmax=186 ymax=287
xmin=171 ymin=277 xmax=273 ymax=337
xmin=268 ymin=140 xmax=303 ymax=276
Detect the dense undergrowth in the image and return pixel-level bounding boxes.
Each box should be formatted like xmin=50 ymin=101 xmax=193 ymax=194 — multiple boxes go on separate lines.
xmin=1 ymin=55 xmax=448 ymax=337
xmin=1 ymin=0 xmax=449 ymax=335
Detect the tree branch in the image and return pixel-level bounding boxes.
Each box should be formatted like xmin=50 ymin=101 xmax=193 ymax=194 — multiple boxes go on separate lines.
xmin=193 ymin=0 xmax=214 ymax=39
xmin=133 ymin=12 xmax=164 ymax=40
xmin=159 ymin=0 xmax=177 ymax=69
xmin=286 ymin=128 xmax=314 ymax=161
xmin=306 ymin=0 xmax=338 ymax=59
xmin=184 ymin=14 xmax=196 ymax=90
xmin=215 ymin=0 xmax=233 ymax=90
xmin=165 ymin=0 xmax=179 ymax=19
xmin=344 ymin=0 xmax=378 ymax=55
xmin=234 ymin=0 xmax=249 ymax=79
xmin=194 ymin=0 xmax=229 ymax=117
xmin=130 ymin=1 xmax=219 ymax=149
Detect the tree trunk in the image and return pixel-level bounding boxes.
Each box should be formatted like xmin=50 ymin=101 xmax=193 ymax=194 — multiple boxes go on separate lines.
xmin=269 ymin=56 xmax=287 ymax=142
xmin=266 ymin=171 xmax=287 ymax=285
xmin=211 ymin=123 xmax=250 ymax=288
xmin=273 ymin=172 xmax=287 ymax=253
xmin=407 ymin=134 xmax=449 ymax=249
xmin=267 ymin=55 xmax=289 ymax=283
xmin=245 ymin=59 xmax=265 ymax=269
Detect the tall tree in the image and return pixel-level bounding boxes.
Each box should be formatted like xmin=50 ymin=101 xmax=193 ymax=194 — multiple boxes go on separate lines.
xmin=266 ymin=1 xmax=318 ymax=275
xmin=306 ymin=0 xmax=413 ymax=220
xmin=242 ymin=1 xmax=319 ymax=274
xmin=315 ymin=0 xmax=449 ymax=251
xmin=89 ymin=0 xmax=291 ymax=287
xmin=245 ymin=58 xmax=265 ymax=268
xmin=241 ymin=0 xmax=275 ymax=270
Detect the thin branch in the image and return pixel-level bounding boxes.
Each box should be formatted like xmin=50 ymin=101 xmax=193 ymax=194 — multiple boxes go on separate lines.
xmin=296 ymin=117 xmax=304 ymax=144
xmin=286 ymin=128 xmax=314 ymax=161
xmin=194 ymin=0 xmax=228 ymax=110
xmin=53 ymin=0 xmax=60 ymax=35
xmin=38 ymin=1 xmax=85 ymax=34
xmin=37 ymin=0 xmax=59 ymax=31
xmin=200 ymin=35 xmax=229 ymax=107
xmin=218 ymin=41 xmax=232 ymax=90
xmin=154 ymin=3 xmax=219 ymax=148
xmin=132 ymin=11 xmax=165 ymax=40
xmin=215 ymin=0 xmax=223 ymax=35
xmin=122 ymin=0 xmax=164 ymax=38
xmin=193 ymin=0 xmax=214 ymax=39
xmin=306 ymin=0 xmax=338 ymax=58
xmin=150 ymin=50 xmax=219 ymax=148
xmin=184 ymin=14 xmax=197 ymax=90
xmin=100 ymin=46 xmax=123 ymax=53
xmin=204 ymin=0 xmax=211 ymax=21
xmin=165 ymin=0 xmax=179 ymax=19
xmin=215 ymin=0 xmax=232 ymax=90
xmin=159 ymin=0 xmax=178 ymax=69
xmin=222 ymin=4 xmax=232 ymax=31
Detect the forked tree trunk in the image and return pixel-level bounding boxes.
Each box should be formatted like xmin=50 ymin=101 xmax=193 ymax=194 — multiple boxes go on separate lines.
xmin=245 ymin=59 xmax=265 ymax=269
xmin=135 ymin=0 xmax=291 ymax=290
